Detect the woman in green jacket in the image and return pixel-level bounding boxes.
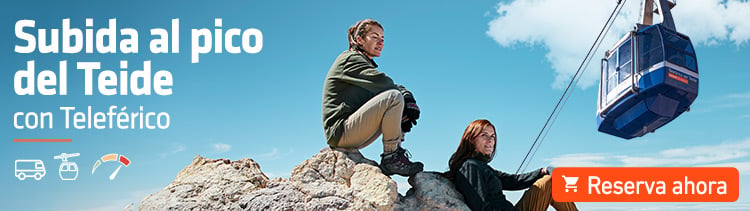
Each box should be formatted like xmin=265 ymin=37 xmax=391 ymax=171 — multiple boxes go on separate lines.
xmin=321 ymin=19 xmax=422 ymax=177
xmin=446 ymin=119 xmax=577 ymax=210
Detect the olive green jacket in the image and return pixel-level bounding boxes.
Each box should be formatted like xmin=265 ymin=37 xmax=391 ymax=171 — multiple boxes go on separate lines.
xmin=321 ymin=50 xmax=404 ymax=147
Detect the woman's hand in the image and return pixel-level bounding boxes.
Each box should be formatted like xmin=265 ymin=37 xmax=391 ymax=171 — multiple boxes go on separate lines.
xmin=543 ymin=166 xmax=555 ymax=175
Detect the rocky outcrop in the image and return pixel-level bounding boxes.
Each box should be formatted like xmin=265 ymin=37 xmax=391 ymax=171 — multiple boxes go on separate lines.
xmin=139 ymin=156 xmax=269 ymax=210
xmin=139 ymin=148 xmax=469 ymax=210
xmin=239 ymin=148 xmax=398 ymax=210
xmin=397 ymin=172 xmax=470 ymax=211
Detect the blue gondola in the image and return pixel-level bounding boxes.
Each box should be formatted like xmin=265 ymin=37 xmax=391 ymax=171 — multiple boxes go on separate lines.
xmin=596 ymin=0 xmax=698 ymax=139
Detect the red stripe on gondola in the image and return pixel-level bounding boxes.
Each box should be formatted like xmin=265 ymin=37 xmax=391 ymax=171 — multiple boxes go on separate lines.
xmin=668 ymin=72 xmax=688 ymax=84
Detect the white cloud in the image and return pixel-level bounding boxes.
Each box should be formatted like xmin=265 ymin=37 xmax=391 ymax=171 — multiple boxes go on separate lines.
xmin=618 ymin=139 xmax=750 ymax=166
xmin=701 ymin=162 xmax=750 ymax=175
xmin=546 ymin=139 xmax=750 ymax=174
xmin=487 ymin=0 xmax=750 ymax=89
xmin=250 ymin=148 xmax=294 ymax=161
xmin=212 ymin=143 xmax=231 ymax=154
xmin=547 ymin=153 xmax=614 ymax=167
xmin=159 ymin=144 xmax=185 ymax=159
xmin=678 ymin=0 xmax=750 ymax=47
xmin=726 ymin=92 xmax=750 ymax=99
xmin=256 ymin=148 xmax=278 ymax=158
xmin=694 ymin=92 xmax=750 ymax=113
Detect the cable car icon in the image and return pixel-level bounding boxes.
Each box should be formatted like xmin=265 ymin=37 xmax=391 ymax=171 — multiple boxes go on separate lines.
xmin=561 ymin=175 xmax=579 ymax=193
xmin=92 ymin=153 xmax=131 ymax=180
xmin=14 ymin=159 xmax=46 ymax=181
xmin=54 ymin=153 xmax=80 ymax=181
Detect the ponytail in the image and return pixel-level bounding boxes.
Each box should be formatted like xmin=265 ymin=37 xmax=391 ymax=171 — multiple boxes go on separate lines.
xmin=347 ymin=19 xmax=383 ymax=50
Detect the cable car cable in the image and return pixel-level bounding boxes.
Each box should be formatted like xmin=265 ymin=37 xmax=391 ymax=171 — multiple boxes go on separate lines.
xmin=515 ymin=0 xmax=627 ymax=174
xmin=521 ymin=11 xmax=622 ymax=172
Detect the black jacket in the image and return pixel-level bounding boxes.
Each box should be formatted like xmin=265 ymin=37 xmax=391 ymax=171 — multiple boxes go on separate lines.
xmin=453 ymin=158 xmax=544 ymax=211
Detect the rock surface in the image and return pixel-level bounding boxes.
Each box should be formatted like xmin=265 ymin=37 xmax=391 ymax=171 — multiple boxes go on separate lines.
xmin=139 ymin=148 xmax=470 ymax=210
xmin=139 ymin=156 xmax=270 ymax=210
xmin=396 ymin=171 xmax=471 ymax=211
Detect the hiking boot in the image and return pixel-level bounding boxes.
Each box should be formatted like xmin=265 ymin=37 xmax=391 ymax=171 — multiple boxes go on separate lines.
xmin=333 ymin=147 xmax=378 ymax=166
xmin=380 ymin=146 xmax=423 ymax=176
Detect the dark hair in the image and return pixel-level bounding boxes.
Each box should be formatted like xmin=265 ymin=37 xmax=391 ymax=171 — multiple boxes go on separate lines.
xmin=347 ymin=19 xmax=383 ymax=50
xmin=445 ymin=119 xmax=497 ymax=179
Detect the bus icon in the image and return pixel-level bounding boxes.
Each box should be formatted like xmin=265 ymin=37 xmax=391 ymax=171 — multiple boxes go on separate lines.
xmin=14 ymin=159 xmax=46 ymax=180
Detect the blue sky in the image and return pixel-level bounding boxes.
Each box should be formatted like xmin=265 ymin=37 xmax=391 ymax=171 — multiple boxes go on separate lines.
xmin=1 ymin=0 xmax=749 ymax=210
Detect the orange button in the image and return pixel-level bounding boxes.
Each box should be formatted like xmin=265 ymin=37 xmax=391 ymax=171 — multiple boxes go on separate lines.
xmin=552 ymin=167 xmax=739 ymax=202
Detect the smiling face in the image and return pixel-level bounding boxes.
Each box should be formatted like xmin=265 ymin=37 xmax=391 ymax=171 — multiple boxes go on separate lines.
xmin=356 ymin=26 xmax=384 ymax=58
xmin=473 ymin=126 xmax=497 ymax=156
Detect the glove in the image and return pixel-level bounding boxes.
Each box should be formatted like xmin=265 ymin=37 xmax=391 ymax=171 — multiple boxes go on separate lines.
xmin=401 ymin=116 xmax=414 ymax=132
xmin=401 ymin=102 xmax=419 ymax=132
xmin=399 ymin=87 xmax=420 ymax=133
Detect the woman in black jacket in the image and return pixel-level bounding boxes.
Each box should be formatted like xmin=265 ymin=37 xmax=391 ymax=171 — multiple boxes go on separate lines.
xmin=446 ymin=119 xmax=577 ymax=211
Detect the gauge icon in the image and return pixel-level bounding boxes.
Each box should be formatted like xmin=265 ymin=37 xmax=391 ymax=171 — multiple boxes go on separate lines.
xmin=91 ymin=153 xmax=131 ymax=180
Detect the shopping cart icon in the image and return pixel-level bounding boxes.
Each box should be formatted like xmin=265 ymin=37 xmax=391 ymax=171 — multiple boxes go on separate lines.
xmin=561 ymin=175 xmax=579 ymax=193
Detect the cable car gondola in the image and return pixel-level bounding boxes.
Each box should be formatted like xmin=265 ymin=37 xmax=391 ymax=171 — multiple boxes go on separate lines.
xmin=596 ymin=0 xmax=698 ymax=139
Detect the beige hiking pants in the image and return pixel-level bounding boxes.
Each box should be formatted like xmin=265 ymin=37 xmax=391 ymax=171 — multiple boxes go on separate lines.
xmin=337 ymin=89 xmax=404 ymax=153
xmin=516 ymin=175 xmax=578 ymax=211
